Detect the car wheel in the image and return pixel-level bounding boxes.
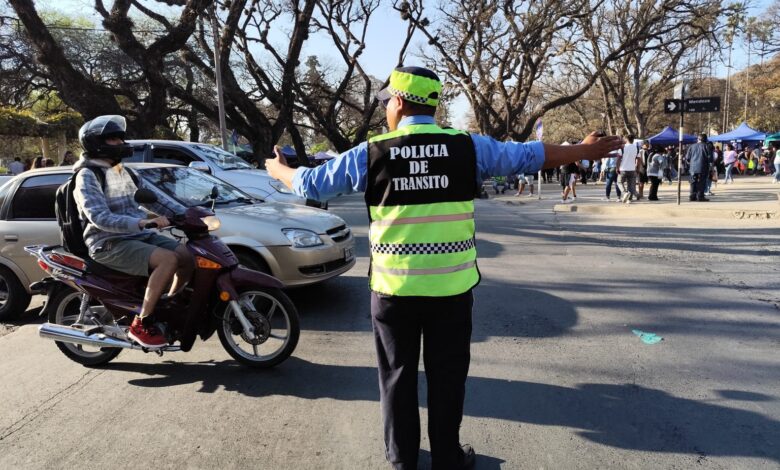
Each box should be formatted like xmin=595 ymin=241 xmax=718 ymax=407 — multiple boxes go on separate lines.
xmin=233 ymin=249 xmax=272 ymax=275
xmin=0 ymin=266 xmax=32 ymax=321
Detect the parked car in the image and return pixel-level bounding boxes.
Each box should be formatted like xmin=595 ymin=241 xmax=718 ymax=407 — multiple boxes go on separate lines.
xmin=0 ymin=164 xmax=355 ymax=320
xmin=125 ymin=140 xmax=325 ymax=208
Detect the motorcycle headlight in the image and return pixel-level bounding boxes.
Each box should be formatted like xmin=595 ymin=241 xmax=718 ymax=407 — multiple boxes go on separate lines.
xmin=282 ymin=228 xmax=323 ymax=247
xmin=200 ymin=216 xmax=221 ymax=231
xmin=269 ymin=180 xmax=293 ymax=194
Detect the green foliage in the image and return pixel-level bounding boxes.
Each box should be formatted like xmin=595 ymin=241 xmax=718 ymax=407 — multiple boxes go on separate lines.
xmin=0 ymin=107 xmax=82 ymax=137
xmin=44 ymin=112 xmax=83 ymax=137
xmin=309 ymin=140 xmax=331 ymax=153
xmin=0 ymin=108 xmax=40 ymax=136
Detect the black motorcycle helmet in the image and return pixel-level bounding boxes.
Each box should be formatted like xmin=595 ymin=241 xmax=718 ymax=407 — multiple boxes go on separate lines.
xmin=78 ymin=115 xmax=134 ymax=165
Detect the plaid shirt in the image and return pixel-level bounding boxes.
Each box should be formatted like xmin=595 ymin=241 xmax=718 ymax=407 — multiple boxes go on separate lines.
xmin=73 ymin=158 xmax=156 ymax=254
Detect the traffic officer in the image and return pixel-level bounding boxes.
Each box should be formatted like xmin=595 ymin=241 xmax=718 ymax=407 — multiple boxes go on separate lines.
xmin=267 ymin=66 xmax=622 ymax=469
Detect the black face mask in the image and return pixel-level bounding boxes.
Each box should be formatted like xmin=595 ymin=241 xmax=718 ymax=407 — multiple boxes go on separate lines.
xmin=97 ymin=143 xmax=134 ymax=166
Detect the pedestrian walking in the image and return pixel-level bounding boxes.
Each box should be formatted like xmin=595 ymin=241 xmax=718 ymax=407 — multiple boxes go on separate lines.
xmin=61 ymin=150 xmax=75 ymax=166
xmin=773 ymin=146 xmax=780 ymax=184
xmin=8 ymin=157 xmax=25 ymax=175
xmin=647 ymin=146 xmax=665 ymax=201
xmin=560 ymin=160 xmax=579 ymax=203
xmin=636 ymin=141 xmax=650 ymax=200
xmin=685 ymin=133 xmax=711 ymax=201
xmin=265 ymin=66 xmax=622 ymax=470
xmin=603 ymin=150 xmax=621 ymax=201
xmin=617 ymin=135 xmax=639 ymax=203
xmin=515 ymin=172 xmax=535 ymax=197
xmin=723 ymin=144 xmax=737 ymax=184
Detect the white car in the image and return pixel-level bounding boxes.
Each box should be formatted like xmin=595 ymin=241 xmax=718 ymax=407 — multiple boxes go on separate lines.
xmin=0 ymin=164 xmax=355 ymax=320
xmin=125 ymin=140 xmax=325 ymax=208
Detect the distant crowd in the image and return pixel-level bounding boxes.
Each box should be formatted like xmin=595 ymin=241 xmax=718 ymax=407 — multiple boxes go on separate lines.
xmin=6 ymin=150 xmax=76 ymax=175
xmin=503 ymin=136 xmax=780 ymax=203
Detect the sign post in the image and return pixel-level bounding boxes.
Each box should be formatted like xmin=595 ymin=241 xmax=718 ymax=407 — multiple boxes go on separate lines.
xmin=664 ymin=86 xmax=721 ymax=205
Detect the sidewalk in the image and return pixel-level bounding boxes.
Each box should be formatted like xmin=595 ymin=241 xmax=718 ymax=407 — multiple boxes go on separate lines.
xmin=488 ymin=175 xmax=780 ymax=220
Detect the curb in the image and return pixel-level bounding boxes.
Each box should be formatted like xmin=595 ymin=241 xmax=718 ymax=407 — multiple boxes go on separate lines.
xmin=552 ymin=203 xmax=778 ymax=220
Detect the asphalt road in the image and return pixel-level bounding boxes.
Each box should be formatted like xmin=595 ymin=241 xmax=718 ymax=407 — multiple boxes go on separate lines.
xmin=1 ymin=191 xmax=778 ymax=469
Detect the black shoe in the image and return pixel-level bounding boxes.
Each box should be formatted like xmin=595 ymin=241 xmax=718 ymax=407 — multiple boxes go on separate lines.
xmin=458 ymin=444 xmax=475 ymax=469
xmin=689 ymin=198 xmax=697 ymax=201
xmin=698 ymin=198 xmax=710 ymax=202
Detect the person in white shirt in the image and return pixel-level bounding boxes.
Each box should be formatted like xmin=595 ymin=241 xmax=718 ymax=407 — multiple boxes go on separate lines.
xmin=8 ymin=157 xmax=25 ymax=175
xmin=617 ymin=135 xmax=639 ymax=203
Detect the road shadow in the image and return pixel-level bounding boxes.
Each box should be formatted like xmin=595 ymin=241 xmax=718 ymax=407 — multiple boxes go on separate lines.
xmin=108 ymin=358 xmax=778 ymax=464
xmin=288 ymin=279 xmax=578 ymax=342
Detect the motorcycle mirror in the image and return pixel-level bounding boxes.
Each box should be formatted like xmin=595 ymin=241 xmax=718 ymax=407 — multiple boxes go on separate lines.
xmin=210 ymin=185 xmax=219 ymax=200
xmin=134 ymin=188 xmax=158 ymax=204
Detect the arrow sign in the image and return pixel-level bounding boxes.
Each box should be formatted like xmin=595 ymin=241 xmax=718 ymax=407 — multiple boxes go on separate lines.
xmin=664 ymin=99 xmax=681 ymax=113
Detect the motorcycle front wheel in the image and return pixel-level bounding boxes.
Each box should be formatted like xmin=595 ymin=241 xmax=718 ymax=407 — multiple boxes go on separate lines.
xmin=48 ymin=288 xmax=122 ymax=367
xmin=217 ymin=287 xmax=299 ymax=368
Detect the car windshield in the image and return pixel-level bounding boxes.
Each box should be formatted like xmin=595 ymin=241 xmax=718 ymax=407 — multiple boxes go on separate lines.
xmin=191 ymin=144 xmax=254 ymax=171
xmin=137 ymin=167 xmax=254 ymax=207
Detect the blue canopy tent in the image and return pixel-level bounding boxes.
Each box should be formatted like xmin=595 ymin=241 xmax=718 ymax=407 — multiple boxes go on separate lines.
xmin=280 ymin=145 xmax=297 ymax=157
xmin=710 ymin=122 xmax=766 ymax=143
xmin=646 ymin=126 xmax=697 ymax=146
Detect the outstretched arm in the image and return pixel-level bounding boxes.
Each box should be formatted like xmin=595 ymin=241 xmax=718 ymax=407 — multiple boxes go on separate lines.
xmin=543 ymin=133 xmax=623 ymax=169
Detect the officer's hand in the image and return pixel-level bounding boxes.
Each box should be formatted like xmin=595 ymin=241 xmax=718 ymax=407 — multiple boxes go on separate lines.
xmin=265 ymin=145 xmax=288 ymax=181
xmin=581 ymin=132 xmax=623 ymax=158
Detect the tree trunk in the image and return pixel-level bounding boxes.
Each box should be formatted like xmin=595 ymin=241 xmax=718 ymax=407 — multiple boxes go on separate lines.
xmin=9 ymin=0 xmax=122 ymax=119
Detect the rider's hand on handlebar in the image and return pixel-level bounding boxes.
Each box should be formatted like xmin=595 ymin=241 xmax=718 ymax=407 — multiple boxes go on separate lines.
xmin=140 ymin=216 xmax=170 ymax=230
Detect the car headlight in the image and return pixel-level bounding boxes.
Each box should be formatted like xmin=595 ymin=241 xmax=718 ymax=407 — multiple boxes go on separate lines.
xmin=201 ymin=216 xmax=221 ymax=231
xmin=282 ymin=228 xmax=323 ymax=247
xmin=269 ymin=180 xmax=293 ymax=194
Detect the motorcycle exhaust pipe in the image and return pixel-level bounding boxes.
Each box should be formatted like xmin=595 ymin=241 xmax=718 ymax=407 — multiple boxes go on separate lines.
xmin=38 ymin=323 xmax=139 ymax=350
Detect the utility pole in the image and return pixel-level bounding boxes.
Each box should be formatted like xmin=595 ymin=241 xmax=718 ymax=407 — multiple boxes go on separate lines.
xmin=210 ymin=5 xmax=228 ymax=150
xmin=723 ymin=26 xmax=734 ymax=133
xmin=744 ymin=28 xmax=751 ymax=122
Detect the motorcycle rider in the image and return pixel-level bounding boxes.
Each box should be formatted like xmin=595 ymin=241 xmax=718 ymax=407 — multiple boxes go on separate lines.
xmin=73 ymin=115 xmax=194 ymax=347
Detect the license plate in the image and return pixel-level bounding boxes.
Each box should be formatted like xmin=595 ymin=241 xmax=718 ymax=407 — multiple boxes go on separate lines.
xmin=344 ymin=247 xmax=354 ymax=260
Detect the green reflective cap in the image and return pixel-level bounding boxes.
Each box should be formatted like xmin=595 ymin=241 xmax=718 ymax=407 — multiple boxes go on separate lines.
xmin=377 ymin=66 xmax=441 ymax=107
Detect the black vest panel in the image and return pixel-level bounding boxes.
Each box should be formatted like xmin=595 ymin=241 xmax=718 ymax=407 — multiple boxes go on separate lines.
xmin=366 ymin=129 xmax=479 ymax=208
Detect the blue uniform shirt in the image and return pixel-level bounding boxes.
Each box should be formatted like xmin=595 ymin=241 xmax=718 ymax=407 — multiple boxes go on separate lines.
xmin=291 ymin=115 xmax=546 ymax=201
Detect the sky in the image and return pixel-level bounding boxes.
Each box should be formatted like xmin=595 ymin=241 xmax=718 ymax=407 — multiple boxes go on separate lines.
xmin=29 ymin=0 xmax=779 ymax=130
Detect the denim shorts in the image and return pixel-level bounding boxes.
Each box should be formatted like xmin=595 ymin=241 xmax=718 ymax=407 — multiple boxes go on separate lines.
xmin=91 ymin=233 xmax=180 ymax=277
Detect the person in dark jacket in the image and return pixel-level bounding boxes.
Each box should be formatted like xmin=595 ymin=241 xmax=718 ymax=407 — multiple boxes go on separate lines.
xmin=685 ymin=133 xmax=711 ymax=201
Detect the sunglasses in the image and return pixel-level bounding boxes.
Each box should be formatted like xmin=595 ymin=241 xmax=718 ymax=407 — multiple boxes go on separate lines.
xmin=380 ymin=97 xmax=391 ymax=108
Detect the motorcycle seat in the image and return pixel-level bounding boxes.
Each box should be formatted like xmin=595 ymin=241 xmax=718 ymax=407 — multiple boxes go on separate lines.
xmin=49 ymin=247 xmax=147 ymax=280
xmin=84 ymin=258 xmax=148 ymax=281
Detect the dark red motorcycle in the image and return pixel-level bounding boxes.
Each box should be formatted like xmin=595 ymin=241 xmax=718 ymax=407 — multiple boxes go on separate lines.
xmin=26 ymin=189 xmax=299 ymax=368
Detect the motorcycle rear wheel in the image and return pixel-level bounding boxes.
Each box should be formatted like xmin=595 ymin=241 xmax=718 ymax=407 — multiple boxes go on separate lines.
xmin=48 ymin=288 xmax=122 ymax=367
xmin=217 ymin=287 xmax=299 ymax=368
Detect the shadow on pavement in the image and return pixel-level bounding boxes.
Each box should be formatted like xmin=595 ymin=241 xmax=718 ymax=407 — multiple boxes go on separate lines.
xmin=107 ymin=358 xmax=778 ymax=464
xmin=288 ymin=278 xmax=578 ymax=341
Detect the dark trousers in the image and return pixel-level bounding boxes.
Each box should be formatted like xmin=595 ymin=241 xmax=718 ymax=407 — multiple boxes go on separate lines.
xmin=689 ymin=172 xmax=706 ymax=200
xmin=648 ymin=175 xmax=660 ymax=200
xmin=371 ymin=290 xmax=473 ymax=470
xmin=605 ymin=168 xmax=621 ymax=199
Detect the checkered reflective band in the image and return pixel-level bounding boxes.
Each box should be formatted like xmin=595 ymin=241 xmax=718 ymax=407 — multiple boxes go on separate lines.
xmin=371 ymin=238 xmax=475 ymax=255
xmin=388 ymin=86 xmax=428 ymax=105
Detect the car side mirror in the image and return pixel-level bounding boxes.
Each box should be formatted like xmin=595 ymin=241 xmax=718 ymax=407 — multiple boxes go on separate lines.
xmin=134 ymin=188 xmax=158 ymax=204
xmin=189 ymin=161 xmax=210 ymax=173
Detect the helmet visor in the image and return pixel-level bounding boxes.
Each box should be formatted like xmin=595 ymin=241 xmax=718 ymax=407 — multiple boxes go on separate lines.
xmin=79 ymin=115 xmax=127 ymax=141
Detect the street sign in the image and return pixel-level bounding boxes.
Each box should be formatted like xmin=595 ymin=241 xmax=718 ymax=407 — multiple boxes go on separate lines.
xmin=663 ymin=97 xmax=721 ymax=114
xmin=664 ymin=99 xmax=682 ymax=113
xmin=684 ymin=97 xmax=720 ymax=113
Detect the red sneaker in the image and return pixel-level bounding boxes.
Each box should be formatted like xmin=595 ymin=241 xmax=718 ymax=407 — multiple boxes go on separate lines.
xmin=128 ymin=317 xmax=166 ymax=348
